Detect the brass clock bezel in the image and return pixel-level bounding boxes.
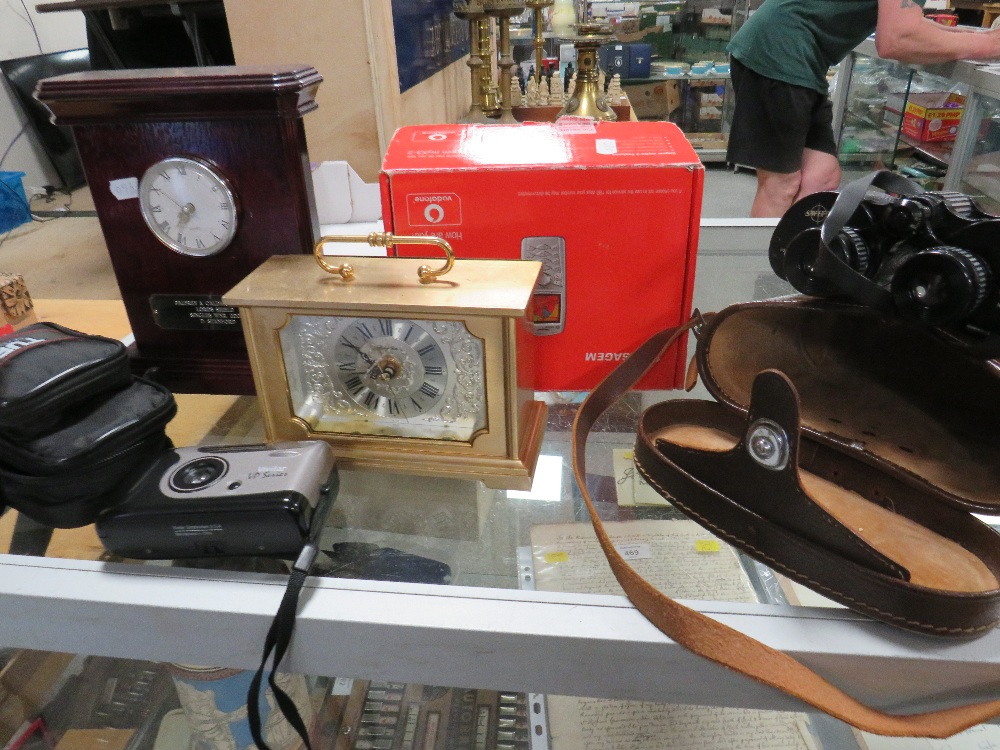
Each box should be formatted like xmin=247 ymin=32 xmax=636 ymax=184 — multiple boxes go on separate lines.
xmin=138 ymin=156 xmax=239 ymax=258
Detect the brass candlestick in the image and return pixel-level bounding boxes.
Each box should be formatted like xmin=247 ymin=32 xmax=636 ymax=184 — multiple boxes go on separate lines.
xmin=483 ymin=0 xmax=526 ymax=124
xmin=478 ymin=18 xmax=500 ymax=116
xmin=453 ymin=0 xmax=493 ymax=123
xmin=558 ymin=23 xmax=617 ymax=121
xmin=524 ymin=0 xmax=554 ymax=85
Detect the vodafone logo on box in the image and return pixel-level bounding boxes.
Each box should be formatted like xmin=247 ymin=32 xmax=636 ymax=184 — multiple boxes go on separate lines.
xmin=412 ymin=130 xmax=451 ymax=142
xmin=406 ymin=193 xmax=462 ymax=227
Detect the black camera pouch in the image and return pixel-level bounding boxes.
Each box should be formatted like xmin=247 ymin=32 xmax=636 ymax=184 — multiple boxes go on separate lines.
xmin=0 ymin=322 xmax=131 ymax=438
xmin=0 ymin=376 xmax=177 ymax=528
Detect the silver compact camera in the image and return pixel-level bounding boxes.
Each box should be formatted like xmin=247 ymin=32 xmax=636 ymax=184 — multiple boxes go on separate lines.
xmin=96 ymin=441 xmax=337 ymax=559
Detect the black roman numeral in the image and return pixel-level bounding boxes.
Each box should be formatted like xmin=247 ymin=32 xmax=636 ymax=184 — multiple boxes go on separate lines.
xmin=378 ymin=318 xmax=392 ymax=336
xmin=344 ymin=375 xmax=363 ymax=394
xmin=424 ymin=366 xmax=443 ymax=375
xmin=417 ymin=344 xmax=435 ymax=356
xmin=358 ymin=323 xmax=374 ymax=340
xmin=418 ymin=382 xmax=440 ymax=398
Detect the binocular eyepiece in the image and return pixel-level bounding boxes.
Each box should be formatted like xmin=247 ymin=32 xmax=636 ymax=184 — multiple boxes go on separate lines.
xmin=770 ymin=179 xmax=1000 ymax=341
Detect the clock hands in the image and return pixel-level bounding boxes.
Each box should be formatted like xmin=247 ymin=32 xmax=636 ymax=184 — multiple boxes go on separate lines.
xmin=341 ymin=338 xmax=376 ymax=366
xmin=345 ymin=342 xmax=404 ymax=383
xmin=153 ymin=188 xmax=197 ymax=228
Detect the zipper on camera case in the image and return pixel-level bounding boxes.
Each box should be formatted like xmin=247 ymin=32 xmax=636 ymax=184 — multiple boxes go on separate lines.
xmin=0 ymin=377 xmax=176 ymax=474
xmin=0 ymin=322 xmax=131 ymax=436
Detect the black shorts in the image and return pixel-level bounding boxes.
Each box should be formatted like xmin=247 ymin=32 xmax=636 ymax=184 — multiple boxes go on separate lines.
xmin=726 ymin=58 xmax=837 ymax=174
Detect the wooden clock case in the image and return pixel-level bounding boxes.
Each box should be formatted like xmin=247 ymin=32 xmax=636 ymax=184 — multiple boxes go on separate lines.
xmin=35 ymin=65 xmax=322 ymax=394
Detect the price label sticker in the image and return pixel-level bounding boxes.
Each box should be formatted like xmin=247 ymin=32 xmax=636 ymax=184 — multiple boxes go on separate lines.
xmin=615 ymin=543 xmax=651 ymax=560
xmin=595 ymin=138 xmax=618 ymax=155
xmin=695 ymin=539 xmax=721 ymax=553
xmin=331 ymin=677 xmax=354 ymax=695
xmin=109 ymin=177 xmax=138 ymax=200
xmin=544 ymin=551 xmax=570 ymax=564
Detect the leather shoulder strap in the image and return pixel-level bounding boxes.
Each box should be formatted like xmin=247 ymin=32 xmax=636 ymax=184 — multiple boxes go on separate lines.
xmin=570 ymin=317 xmax=1000 ymax=738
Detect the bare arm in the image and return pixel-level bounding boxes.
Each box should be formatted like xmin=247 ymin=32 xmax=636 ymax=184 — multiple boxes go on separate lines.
xmin=875 ymin=0 xmax=1000 ymax=62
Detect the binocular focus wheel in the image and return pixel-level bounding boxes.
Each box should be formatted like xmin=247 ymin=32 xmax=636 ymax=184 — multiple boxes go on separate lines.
xmin=890 ymin=246 xmax=990 ymax=325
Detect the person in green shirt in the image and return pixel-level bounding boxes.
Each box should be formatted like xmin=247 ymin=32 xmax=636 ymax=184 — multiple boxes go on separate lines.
xmin=727 ymin=0 xmax=1000 ymax=217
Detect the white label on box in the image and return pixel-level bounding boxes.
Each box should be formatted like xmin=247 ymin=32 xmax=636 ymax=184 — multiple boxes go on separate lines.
xmin=555 ymin=117 xmax=597 ymax=134
xmin=595 ymin=139 xmax=618 ymax=154
xmin=109 ymin=177 xmax=139 ymax=200
xmin=615 ymin=542 xmax=652 ymax=560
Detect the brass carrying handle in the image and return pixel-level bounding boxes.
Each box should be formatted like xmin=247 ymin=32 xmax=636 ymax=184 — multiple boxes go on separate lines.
xmin=313 ymin=232 xmax=455 ymax=283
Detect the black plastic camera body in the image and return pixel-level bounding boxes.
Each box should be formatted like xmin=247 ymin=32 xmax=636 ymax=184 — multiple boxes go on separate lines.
xmin=770 ymin=181 xmax=1000 ymax=342
xmin=96 ymin=441 xmax=337 ymax=560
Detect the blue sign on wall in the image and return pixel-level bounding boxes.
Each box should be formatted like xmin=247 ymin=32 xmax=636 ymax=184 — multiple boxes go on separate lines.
xmin=392 ymin=0 xmax=471 ymax=92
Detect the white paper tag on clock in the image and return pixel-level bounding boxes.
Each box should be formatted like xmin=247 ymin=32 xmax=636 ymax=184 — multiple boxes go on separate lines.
xmin=615 ymin=542 xmax=651 ymax=561
xmin=109 ymin=177 xmax=139 ymax=200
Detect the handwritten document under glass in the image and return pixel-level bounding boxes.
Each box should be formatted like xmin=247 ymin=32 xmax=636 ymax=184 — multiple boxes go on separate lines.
xmin=530 ymin=519 xmax=816 ymax=750
xmin=529 ymin=518 xmax=756 ymax=602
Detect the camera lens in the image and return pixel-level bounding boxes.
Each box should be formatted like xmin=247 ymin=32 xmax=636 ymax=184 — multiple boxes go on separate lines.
xmin=169 ymin=456 xmax=229 ymax=492
xmin=890 ymin=246 xmax=990 ymax=325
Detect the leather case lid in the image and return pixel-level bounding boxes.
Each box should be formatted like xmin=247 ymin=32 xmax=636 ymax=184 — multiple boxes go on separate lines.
xmin=696 ymin=298 xmax=1000 ymax=513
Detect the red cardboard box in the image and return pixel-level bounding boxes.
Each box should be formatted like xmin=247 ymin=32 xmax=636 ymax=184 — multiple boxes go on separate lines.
xmin=380 ymin=121 xmax=703 ymax=390
xmin=901 ymin=92 xmax=964 ymax=143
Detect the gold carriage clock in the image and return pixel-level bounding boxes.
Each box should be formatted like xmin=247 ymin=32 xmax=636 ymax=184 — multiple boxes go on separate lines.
xmin=222 ymin=234 xmax=546 ymax=490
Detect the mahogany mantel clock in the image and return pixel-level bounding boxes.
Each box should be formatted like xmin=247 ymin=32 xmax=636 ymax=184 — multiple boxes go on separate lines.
xmin=35 ymin=65 xmax=323 ymax=394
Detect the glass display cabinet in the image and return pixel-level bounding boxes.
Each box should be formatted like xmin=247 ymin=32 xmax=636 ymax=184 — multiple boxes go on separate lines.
xmin=583 ymin=0 xmax=760 ymax=160
xmin=945 ymin=63 xmax=1000 ymax=212
xmin=831 ymin=37 xmax=981 ymax=186
xmin=2 ymin=282 xmax=1000 ymax=750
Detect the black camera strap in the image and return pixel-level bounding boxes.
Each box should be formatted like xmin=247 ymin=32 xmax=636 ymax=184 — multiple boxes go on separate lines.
xmin=247 ymin=478 xmax=337 ymax=750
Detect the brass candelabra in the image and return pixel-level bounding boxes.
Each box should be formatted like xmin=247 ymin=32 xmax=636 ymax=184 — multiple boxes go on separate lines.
xmin=483 ymin=0 xmax=526 ymax=124
xmin=558 ymin=23 xmax=617 ymax=121
xmin=477 ymin=18 xmax=501 ymax=116
xmin=453 ymin=0 xmax=493 ymax=123
xmin=524 ymin=0 xmax=554 ymax=84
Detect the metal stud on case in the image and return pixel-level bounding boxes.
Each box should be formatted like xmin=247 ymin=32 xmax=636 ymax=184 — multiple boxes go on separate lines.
xmin=747 ymin=419 xmax=790 ymax=471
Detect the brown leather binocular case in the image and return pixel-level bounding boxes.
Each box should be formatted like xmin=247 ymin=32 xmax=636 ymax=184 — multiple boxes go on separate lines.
xmin=572 ymin=297 xmax=1000 ymax=738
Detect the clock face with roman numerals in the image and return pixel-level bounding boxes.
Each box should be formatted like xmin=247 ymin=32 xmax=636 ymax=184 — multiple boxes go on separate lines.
xmin=138 ymin=156 xmax=238 ymax=257
xmin=280 ymin=314 xmax=487 ymax=442
xmin=334 ymin=317 xmax=448 ymax=418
